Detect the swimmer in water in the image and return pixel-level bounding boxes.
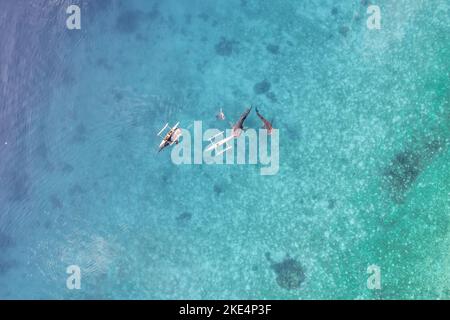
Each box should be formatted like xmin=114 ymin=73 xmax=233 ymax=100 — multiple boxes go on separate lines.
xmin=216 ymin=108 xmax=225 ymax=120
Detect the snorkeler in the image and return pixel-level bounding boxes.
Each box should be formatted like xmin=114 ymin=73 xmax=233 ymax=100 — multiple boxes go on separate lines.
xmin=255 ymin=107 xmax=273 ymax=135
xmin=216 ymin=108 xmax=225 ymax=120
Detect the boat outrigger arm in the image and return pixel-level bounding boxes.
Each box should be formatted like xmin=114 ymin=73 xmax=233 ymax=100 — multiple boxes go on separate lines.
xmin=205 ymin=131 xmax=235 ymax=156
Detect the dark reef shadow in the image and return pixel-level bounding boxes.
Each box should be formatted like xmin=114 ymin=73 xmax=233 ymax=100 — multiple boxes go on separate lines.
xmin=338 ymin=25 xmax=350 ymax=37
xmin=115 ymin=10 xmax=144 ymax=34
xmin=254 ymin=79 xmax=271 ymax=95
xmin=176 ymin=212 xmax=192 ymax=225
xmin=115 ymin=4 xmax=159 ymax=34
xmin=213 ymin=183 xmax=224 ymax=195
xmin=266 ymin=44 xmax=280 ymax=55
xmin=69 ymin=184 xmax=86 ymax=197
xmin=49 ymin=194 xmax=63 ymax=210
xmin=382 ymin=150 xmax=422 ymax=203
xmin=215 ymin=37 xmax=237 ymax=57
xmin=61 ymin=162 xmax=74 ymax=174
xmin=265 ymin=252 xmax=305 ymax=290
xmin=72 ymin=123 xmax=87 ymax=143
xmin=265 ymin=91 xmax=277 ymax=103
xmin=382 ymin=137 xmax=448 ymax=203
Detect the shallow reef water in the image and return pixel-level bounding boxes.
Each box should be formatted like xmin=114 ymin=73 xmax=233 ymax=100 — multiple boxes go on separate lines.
xmin=0 ymin=0 xmax=449 ymax=299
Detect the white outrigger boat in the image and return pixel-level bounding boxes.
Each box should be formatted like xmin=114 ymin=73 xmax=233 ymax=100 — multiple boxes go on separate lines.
xmin=205 ymin=131 xmax=235 ymax=156
xmin=157 ymin=122 xmax=182 ymax=152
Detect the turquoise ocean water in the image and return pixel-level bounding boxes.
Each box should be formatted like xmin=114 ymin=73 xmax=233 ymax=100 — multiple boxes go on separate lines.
xmin=0 ymin=0 xmax=449 ymax=299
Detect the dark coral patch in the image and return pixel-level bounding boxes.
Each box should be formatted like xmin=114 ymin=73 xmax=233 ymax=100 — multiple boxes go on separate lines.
xmin=176 ymin=212 xmax=192 ymax=225
xmin=69 ymin=184 xmax=85 ymax=196
xmin=215 ymin=37 xmax=236 ymax=57
xmin=339 ymin=25 xmax=350 ymax=37
xmin=44 ymin=220 xmax=52 ymax=229
xmin=114 ymin=91 xmax=124 ymax=102
xmin=115 ymin=10 xmax=143 ymax=33
xmin=96 ymin=57 xmax=113 ymax=71
xmin=328 ymin=199 xmax=336 ymax=210
xmin=50 ymin=194 xmax=63 ymax=209
xmin=146 ymin=4 xmax=159 ymax=21
xmin=61 ymin=162 xmax=74 ymax=174
xmin=254 ymin=79 xmax=271 ymax=95
xmin=198 ymin=13 xmax=209 ymax=21
xmin=266 ymin=91 xmax=277 ymax=103
xmin=213 ymin=184 xmax=223 ymax=194
xmin=266 ymin=44 xmax=280 ymax=55
xmin=266 ymin=253 xmax=305 ymax=290
xmin=383 ymin=150 xmax=421 ymax=203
